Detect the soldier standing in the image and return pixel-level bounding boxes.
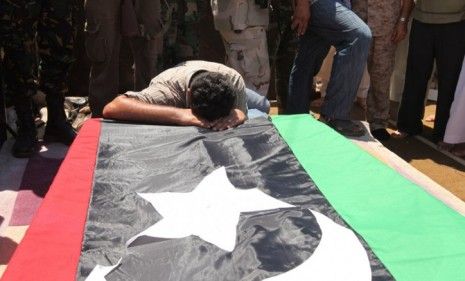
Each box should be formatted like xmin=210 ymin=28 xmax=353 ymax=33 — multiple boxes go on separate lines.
xmin=352 ymin=0 xmax=414 ymax=141
xmin=85 ymin=0 xmax=163 ymax=117
xmin=211 ymin=0 xmax=271 ymax=97
xmin=161 ymin=0 xmax=203 ymax=69
xmin=0 ymin=0 xmax=77 ymax=158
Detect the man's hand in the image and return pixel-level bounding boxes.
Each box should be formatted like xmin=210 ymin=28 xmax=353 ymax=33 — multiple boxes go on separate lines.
xmin=291 ymin=0 xmax=310 ymax=36
xmin=210 ymin=109 xmax=246 ymax=131
xmin=391 ymin=22 xmax=408 ymax=43
xmin=177 ymin=109 xmax=212 ymax=128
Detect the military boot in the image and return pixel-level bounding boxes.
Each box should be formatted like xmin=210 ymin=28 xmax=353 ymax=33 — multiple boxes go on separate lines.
xmin=12 ymin=99 xmax=37 ymax=158
xmin=43 ymin=94 xmax=76 ymax=145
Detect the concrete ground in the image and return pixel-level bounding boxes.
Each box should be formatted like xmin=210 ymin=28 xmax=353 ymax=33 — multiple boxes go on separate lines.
xmin=270 ymin=100 xmax=465 ymax=202
xmin=384 ymin=103 xmax=465 ymax=201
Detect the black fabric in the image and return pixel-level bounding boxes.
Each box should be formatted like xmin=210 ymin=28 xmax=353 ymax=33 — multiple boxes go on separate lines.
xmin=77 ymin=117 xmax=393 ymax=280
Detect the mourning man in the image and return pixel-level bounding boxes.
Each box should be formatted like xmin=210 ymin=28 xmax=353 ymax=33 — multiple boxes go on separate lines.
xmin=103 ymin=61 xmax=270 ymax=131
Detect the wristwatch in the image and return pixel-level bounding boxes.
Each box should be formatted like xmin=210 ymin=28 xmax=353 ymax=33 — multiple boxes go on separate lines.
xmin=398 ymin=17 xmax=407 ymax=23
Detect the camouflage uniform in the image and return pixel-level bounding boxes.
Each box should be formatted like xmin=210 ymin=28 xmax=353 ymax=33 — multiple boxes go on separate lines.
xmin=85 ymin=0 xmax=162 ymax=117
xmin=211 ymin=0 xmax=271 ymax=96
xmin=0 ymin=0 xmax=75 ymax=99
xmin=0 ymin=0 xmax=77 ymax=157
xmin=161 ymin=0 xmax=203 ymax=69
xmin=352 ymin=0 xmax=401 ymax=130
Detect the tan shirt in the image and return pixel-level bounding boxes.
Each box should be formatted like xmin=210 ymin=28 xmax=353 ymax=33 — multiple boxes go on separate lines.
xmin=352 ymin=0 xmax=401 ymax=37
xmin=211 ymin=0 xmax=269 ymax=31
xmin=125 ymin=61 xmax=248 ymax=114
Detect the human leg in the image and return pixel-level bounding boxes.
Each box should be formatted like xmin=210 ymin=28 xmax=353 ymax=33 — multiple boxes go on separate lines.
xmin=1 ymin=0 xmax=39 ymax=157
xmin=245 ymin=88 xmax=270 ymax=114
xmin=130 ymin=37 xmax=160 ymax=91
xmin=366 ymin=35 xmax=396 ymax=140
xmin=444 ymin=58 xmax=465 ymax=145
xmin=432 ymin=21 xmax=465 ymax=143
xmin=356 ymin=66 xmax=369 ymax=110
xmin=310 ymin=0 xmax=372 ymax=120
xmin=85 ymin=0 xmax=122 ymax=117
xmin=286 ymin=31 xmax=330 ymax=114
xmin=271 ymin=0 xmax=298 ymax=112
xmin=220 ymin=27 xmax=271 ymax=96
xmin=39 ymin=0 xmax=76 ymax=144
xmin=396 ymin=20 xmax=434 ymax=136
xmin=119 ymin=37 xmax=135 ymax=93
xmin=176 ymin=0 xmax=200 ymax=61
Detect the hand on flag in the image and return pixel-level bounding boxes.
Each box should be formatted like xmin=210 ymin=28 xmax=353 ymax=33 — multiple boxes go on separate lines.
xmin=209 ymin=109 xmax=246 ymax=131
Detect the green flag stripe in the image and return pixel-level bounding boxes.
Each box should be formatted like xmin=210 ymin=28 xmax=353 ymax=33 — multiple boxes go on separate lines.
xmin=272 ymin=115 xmax=465 ymax=281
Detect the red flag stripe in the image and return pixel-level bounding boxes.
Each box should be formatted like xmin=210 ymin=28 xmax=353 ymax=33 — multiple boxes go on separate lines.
xmin=2 ymin=119 xmax=101 ymax=281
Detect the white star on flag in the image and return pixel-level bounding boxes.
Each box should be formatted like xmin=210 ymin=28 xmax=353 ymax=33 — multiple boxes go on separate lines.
xmin=126 ymin=167 xmax=294 ymax=251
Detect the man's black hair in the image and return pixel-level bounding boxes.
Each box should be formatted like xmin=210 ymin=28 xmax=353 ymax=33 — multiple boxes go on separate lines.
xmin=189 ymin=71 xmax=236 ymax=121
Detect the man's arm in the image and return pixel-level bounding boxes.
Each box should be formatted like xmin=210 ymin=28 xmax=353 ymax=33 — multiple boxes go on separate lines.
xmin=103 ymin=95 xmax=210 ymax=127
xmin=291 ymin=0 xmax=310 ymax=36
xmin=391 ymin=0 xmax=415 ymax=43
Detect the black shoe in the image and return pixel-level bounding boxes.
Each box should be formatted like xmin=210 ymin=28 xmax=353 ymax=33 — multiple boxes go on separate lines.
xmin=44 ymin=121 xmax=76 ymax=145
xmin=325 ymin=118 xmax=365 ymax=137
xmin=12 ymin=96 xmax=37 ymax=158
xmin=371 ymin=128 xmax=391 ymax=141
xmin=12 ymin=129 xmax=37 ymax=158
xmin=44 ymin=94 xmax=77 ymax=145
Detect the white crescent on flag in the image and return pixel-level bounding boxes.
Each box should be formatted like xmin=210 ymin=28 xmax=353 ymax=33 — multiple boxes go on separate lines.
xmin=87 ymin=167 xmax=371 ymax=280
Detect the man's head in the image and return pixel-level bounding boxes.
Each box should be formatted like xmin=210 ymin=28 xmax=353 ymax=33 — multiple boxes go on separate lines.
xmin=189 ymin=71 xmax=236 ymax=121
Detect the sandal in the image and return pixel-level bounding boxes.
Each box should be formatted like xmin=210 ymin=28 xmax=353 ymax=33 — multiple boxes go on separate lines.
xmin=326 ymin=118 xmax=365 ymax=137
xmin=371 ymin=128 xmax=391 ymax=141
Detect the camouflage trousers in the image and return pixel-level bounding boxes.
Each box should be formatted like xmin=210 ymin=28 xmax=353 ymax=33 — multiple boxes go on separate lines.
xmin=366 ymin=34 xmax=396 ymax=130
xmin=160 ymin=0 xmax=202 ymax=69
xmin=0 ymin=0 xmax=75 ymax=100
xmin=220 ymin=27 xmax=270 ymax=96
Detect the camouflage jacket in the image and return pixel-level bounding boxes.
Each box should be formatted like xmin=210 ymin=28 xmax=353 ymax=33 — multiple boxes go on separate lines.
xmin=132 ymin=0 xmax=163 ymax=39
xmin=352 ymin=0 xmax=401 ymax=36
xmin=211 ymin=0 xmax=269 ymax=31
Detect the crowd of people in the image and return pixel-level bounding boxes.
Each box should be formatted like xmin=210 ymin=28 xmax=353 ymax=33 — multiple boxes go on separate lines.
xmin=1 ymin=0 xmax=464 ymax=159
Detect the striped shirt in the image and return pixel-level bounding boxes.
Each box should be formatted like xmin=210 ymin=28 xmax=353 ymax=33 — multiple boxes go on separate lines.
xmin=125 ymin=61 xmax=248 ymax=114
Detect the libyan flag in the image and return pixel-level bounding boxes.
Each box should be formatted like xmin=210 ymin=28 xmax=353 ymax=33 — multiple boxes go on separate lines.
xmin=4 ymin=115 xmax=465 ymax=281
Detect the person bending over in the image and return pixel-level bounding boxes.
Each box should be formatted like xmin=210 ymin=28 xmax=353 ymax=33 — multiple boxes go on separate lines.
xmin=103 ymin=60 xmax=270 ymax=131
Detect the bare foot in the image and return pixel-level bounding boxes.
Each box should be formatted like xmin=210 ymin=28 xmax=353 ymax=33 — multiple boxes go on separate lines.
xmin=391 ymin=130 xmax=409 ymax=139
xmin=425 ymin=114 xmax=435 ymax=122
